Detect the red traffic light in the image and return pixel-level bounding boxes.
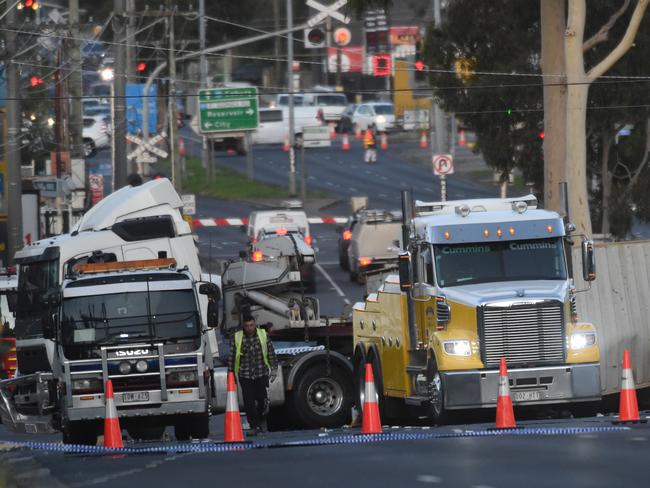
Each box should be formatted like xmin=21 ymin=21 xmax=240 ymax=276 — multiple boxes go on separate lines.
xmin=538 ymin=131 xmax=545 ymax=139
xmin=308 ymin=28 xmax=325 ymax=45
xmin=415 ymin=60 xmax=425 ymax=71
xmin=136 ymin=62 xmax=147 ymax=72
xmin=30 ymin=75 xmax=44 ymax=87
xmin=372 ymin=54 xmax=391 ymax=76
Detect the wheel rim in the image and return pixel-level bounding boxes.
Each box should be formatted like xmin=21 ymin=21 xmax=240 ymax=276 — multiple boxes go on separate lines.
xmin=306 ymin=377 xmax=344 ymax=417
xmin=429 ymin=370 xmax=443 ymax=415
xmin=358 ymin=371 xmax=365 ymax=409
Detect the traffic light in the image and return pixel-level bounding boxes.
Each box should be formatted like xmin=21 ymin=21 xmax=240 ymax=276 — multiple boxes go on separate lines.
xmin=136 ymin=62 xmax=147 ymax=72
xmin=414 ymin=41 xmax=427 ymax=81
xmin=333 ymin=27 xmax=351 ymax=47
xmin=372 ymin=54 xmax=391 ymax=76
xmin=30 ymin=75 xmax=44 ymax=87
xmin=304 ymin=27 xmax=326 ymax=49
xmin=17 ymin=0 xmax=40 ymax=9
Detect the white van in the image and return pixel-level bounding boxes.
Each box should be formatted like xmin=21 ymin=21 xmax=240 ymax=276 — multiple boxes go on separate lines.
xmin=252 ymin=107 xmax=324 ymax=146
xmin=304 ymin=88 xmax=347 ymax=122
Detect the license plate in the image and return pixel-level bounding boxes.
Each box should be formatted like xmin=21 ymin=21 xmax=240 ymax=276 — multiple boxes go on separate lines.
xmin=513 ymin=390 xmax=541 ymax=402
xmin=123 ymin=391 xmax=149 ymax=403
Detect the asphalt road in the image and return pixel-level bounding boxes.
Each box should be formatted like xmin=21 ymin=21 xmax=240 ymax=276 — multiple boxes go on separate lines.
xmin=2 ymin=414 xmax=650 ymax=487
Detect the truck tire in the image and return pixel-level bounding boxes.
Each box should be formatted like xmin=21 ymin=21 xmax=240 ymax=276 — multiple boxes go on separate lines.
xmin=62 ymin=420 xmax=99 ymax=445
xmin=356 ymin=348 xmax=386 ymax=420
xmin=174 ymin=413 xmax=209 ymax=440
xmin=291 ymin=363 xmax=352 ymax=428
xmin=426 ymin=355 xmax=449 ymax=425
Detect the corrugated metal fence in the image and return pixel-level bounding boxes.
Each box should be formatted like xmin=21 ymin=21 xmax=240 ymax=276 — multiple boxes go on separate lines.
xmin=572 ymin=240 xmax=650 ymax=394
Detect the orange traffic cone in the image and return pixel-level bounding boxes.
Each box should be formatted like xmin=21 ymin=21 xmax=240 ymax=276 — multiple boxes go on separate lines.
xmin=495 ymin=357 xmax=516 ymax=429
xmin=419 ymin=130 xmax=428 ymax=149
xmin=379 ymin=131 xmax=388 ymax=150
xmin=458 ymin=129 xmax=467 ymax=147
xmin=329 ymin=122 xmax=336 ymax=139
xmin=354 ymin=125 xmax=362 ymax=140
xmin=283 ymin=134 xmax=290 ymax=152
xmin=103 ymin=380 xmax=124 ymax=448
xmin=341 ymin=132 xmax=350 ymax=151
xmin=361 ymin=363 xmax=382 ymax=434
xmin=224 ymin=371 xmax=245 ymax=442
xmin=616 ymin=349 xmax=643 ymax=423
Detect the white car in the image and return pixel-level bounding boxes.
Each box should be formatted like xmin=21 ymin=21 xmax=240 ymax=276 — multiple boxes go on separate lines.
xmin=82 ymin=115 xmax=110 ymax=157
xmin=351 ymin=102 xmax=396 ymax=132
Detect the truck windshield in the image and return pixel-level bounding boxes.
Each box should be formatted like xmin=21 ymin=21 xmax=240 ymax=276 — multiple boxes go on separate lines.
xmin=15 ymin=258 xmax=59 ymax=339
xmin=61 ymin=289 xmax=200 ymax=345
xmin=433 ymin=238 xmax=567 ymax=287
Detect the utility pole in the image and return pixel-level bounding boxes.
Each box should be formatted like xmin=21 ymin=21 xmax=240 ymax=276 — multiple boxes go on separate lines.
xmin=287 ymin=0 xmax=296 ymax=196
xmin=273 ymin=0 xmax=281 ymax=85
xmin=167 ymin=0 xmax=180 ymax=191
xmin=199 ymin=0 xmax=211 ymax=178
xmin=113 ymin=0 xmax=128 ymax=189
xmin=126 ymin=0 xmax=136 ymax=82
xmin=5 ymin=0 xmax=23 ymax=264
xmin=68 ymin=0 xmax=83 ymax=165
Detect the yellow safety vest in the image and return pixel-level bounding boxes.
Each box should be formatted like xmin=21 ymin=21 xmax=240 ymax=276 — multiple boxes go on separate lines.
xmin=234 ymin=328 xmax=270 ymax=374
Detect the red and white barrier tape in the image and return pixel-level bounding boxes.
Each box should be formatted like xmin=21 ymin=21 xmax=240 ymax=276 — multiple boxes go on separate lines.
xmin=193 ymin=217 xmax=347 ymax=227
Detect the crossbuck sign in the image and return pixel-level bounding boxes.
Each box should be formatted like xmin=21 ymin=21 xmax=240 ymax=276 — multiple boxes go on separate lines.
xmin=127 ymin=133 xmax=169 ymax=164
xmin=307 ymin=0 xmax=350 ymax=27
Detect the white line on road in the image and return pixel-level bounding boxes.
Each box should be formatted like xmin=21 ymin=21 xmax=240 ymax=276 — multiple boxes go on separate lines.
xmin=316 ymin=263 xmax=350 ymax=305
xmin=416 ymin=474 xmax=442 ymax=483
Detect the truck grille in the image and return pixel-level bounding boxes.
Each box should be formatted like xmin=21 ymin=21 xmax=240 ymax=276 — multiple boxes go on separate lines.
xmin=479 ymin=300 xmax=565 ymax=368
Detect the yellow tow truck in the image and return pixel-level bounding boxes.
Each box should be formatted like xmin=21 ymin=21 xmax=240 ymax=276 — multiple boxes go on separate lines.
xmin=353 ymin=192 xmax=600 ymax=423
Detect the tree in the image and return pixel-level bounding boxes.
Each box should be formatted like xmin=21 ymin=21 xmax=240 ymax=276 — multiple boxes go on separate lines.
xmin=562 ymin=0 xmax=648 ymax=237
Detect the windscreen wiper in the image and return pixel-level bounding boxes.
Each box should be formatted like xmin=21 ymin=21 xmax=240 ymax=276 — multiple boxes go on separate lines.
xmin=95 ymin=332 xmax=152 ymax=345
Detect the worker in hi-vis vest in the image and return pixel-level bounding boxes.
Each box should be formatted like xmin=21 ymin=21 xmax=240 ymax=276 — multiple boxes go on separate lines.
xmin=228 ymin=312 xmax=278 ymax=435
xmin=363 ymin=128 xmax=377 ymax=164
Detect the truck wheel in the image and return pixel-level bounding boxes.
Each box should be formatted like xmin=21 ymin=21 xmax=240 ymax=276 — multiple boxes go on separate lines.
xmin=427 ymin=356 xmax=449 ymax=425
xmin=62 ymin=420 xmax=99 ymax=445
xmin=126 ymin=424 xmax=165 ymax=441
xmin=292 ymin=364 xmax=352 ymax=428
xmin=339 ymin=252 xmax=350 ymax=271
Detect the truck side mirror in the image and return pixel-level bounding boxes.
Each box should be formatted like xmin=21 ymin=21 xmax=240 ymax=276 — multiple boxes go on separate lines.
xmin=581 ymin=239 xmax=596 ymax=282
xmin=199 ymin=282 xmax=219 ymax=297
xmin=43 ymin=313 xmax=57 ymax=339
xmin=398 ymin=252 xmax=412 ymax=292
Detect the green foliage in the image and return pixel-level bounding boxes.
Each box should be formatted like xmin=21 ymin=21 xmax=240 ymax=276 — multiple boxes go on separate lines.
xmin=423 ymin=0 xmax=544 ymax=198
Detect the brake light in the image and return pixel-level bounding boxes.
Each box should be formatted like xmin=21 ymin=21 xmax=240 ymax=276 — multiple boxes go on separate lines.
xmin=305 ymin=235 xmax=313 ymax=246
xmin=359 ymin=257 xmax=373 ymax=266
xmin=251 ymin=237 xmax=257 ymax=244
xmin=342 ymin=230 xmax=352 ymax=240
xmin=276 ymin=227 xmax=288 ymax=236
xmin=252 ymin=250 xmax=264 ymax=262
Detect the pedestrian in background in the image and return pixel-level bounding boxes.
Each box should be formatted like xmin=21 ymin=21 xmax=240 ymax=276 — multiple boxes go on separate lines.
xmin=228 ymin=312 xmax=278 ymax=435
xmin=363 ymin=128 xmax=377 ymax=164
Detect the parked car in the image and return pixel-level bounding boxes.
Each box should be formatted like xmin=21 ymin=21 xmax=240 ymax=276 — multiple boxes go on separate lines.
xmin=351 ymin=102 xmax=396 ymax=132
xmin=347 ymin=209 xmax=402 ymax=283
xmin=82 ymin=114 xmax=110 ymax=157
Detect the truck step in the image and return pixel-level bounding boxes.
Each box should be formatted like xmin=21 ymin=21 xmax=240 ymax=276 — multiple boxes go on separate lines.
xmin=405 ymin=365 xmax=427 ymax=375
xmin=404 ymin=396 xmax=428 ymax=406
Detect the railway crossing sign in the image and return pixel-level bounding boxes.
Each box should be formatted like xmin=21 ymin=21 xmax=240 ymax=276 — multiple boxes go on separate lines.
xmin=127 ymin=132 xmax=168 ymax=164
xmin=198 ymin=87 xmax=259 ymax=133
xmin=432 ymin=154 xmax=454 ymax=176
xmin=306 ymin=0 xmax=350 ymax=27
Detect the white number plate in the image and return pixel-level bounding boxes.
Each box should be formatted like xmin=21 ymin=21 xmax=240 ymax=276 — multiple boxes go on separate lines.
xmin=513 ymin=390 xmax=541 ymax=402
xmin=123 ymin=392 xmax=149 ymax=403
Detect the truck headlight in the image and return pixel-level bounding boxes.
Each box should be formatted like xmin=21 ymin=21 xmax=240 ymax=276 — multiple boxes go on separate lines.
xmin=72 ymin=378 xmax=103 ymax=394
xmin=442 ymin=340 xmax=471 ymax=356
xmin=570 ymin=332 xmax=596 ymax=350
xmin=167 ymin=370 xmax=198 ymax=386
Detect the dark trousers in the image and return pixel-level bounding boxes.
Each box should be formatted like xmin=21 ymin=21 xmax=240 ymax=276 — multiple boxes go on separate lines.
xmin=239 ymin=376 xmax=268 ymax=429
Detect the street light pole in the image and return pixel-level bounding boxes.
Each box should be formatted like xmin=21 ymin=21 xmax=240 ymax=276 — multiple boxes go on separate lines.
xmin=113 ymin=0 xmax=128 ymax=188
xmin=287 ymin=0 xmax=296 ymax=196
xmin=198 ymin=0 xmax=211 ymax=179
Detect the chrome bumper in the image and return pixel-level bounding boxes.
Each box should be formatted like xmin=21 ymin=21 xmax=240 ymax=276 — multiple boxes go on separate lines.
xmin=442 ymin=363 xmax=601 ymax=409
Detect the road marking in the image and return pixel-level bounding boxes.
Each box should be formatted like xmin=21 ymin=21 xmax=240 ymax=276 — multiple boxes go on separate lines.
xmin=315 ymin=263 xmax=350 ymax=304
xmin=416 ymin=475 xmax=442 ymax=483
xmin=630 ymin=436 xmax=648 ymax=442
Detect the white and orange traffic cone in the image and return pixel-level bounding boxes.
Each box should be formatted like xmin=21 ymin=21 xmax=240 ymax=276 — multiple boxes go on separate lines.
xmin=224 ymin=371 xmax=245 ymax=442
xmin=495 ymin=357 xmax=516 ymax=429
xmin=419 ymin=130 xmax=428 ymax=149
xmin=329 ymin=122 xmax=337 ymax=139
xmin=380 ymin=131 xmax=388 ymax=150
xmin=283 ymin=134 xmax=290 ymax=152
xmin=458 ymin=129 xmax=467 ymax=147
xmin=361 ymin=363 xmax=382 ymax=434
xmin=354 ymin=125 xmax=362 ymax=140
xmin=103 ymin=380 xmax=124 ymax=448
xmin=341 ymin=132 xmax=350 ymax=151
xmin=616 ymin=349 xmax=643 ymax=423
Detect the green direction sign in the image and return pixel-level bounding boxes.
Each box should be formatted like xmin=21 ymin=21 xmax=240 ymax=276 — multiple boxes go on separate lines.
xmin=198 ymin=87 xmax=259 ymax=133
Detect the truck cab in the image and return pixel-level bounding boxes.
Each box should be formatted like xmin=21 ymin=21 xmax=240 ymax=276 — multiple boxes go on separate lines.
xmin=353 ymin=194 xmax=600 ymax=423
